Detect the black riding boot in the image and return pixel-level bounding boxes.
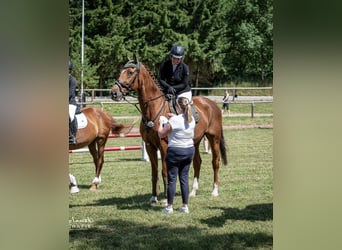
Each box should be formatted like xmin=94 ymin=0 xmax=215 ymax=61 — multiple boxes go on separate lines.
xmin=69 ymin=118 xmax=77 ymax=145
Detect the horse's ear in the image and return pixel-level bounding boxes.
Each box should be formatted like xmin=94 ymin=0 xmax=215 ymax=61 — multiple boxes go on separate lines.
xmin=133 ymin=52 xmax=141 ymax=71
xmin=133 ymin=53 xmax=138 ymax=63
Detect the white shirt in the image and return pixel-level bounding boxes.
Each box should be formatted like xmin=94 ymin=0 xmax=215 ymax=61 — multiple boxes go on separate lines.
xmin=223 ymin=93 xmax=229 ymax=103
xmin=168 ymin=114 xmax=195 ymax=148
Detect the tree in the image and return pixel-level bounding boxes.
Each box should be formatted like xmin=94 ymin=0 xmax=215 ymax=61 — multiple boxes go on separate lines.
xmin=68 ymin=0 xmax=273 ymax=89
xmin=224 ymin=0 xmax=273 ymax=83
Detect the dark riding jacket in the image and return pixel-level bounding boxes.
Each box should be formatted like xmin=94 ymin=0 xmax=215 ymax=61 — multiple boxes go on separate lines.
xmin=159 ymin=60 xmax=191 ymax=95
xmin=69 ymin=74 xmax=77 ymax=105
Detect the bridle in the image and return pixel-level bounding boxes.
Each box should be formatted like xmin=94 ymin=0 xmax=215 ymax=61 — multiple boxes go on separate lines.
xmin=115 ymin=61 xmax=141 ymax=92
xmin=114 ymin=61 xmax=167 ymax=128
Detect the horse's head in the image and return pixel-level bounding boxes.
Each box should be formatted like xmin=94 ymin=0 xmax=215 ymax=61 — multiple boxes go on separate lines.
xmin=111 ymin=60 xmax=141 ymax=101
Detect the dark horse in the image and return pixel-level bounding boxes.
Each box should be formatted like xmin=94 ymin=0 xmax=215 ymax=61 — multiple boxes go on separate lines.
xmin=111 ymin=60 xmax=227 ymax=203
xmin=69 ymin=106 xmax=129 ymax=190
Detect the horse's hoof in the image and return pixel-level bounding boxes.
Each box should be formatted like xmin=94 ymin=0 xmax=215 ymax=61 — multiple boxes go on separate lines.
xmin=150 ymin=196 xmax=158 ymax=203
xmin=89 ymin=184 xmax=98 ymax=191
xmin=189 ymin=190 xmax=196 ymax=197
xmin=211 ymin=184 xmax=219 ymax=197
xmin=70 ymin=185 xmax=80 ymax=194
xmin=211 ymin=192 xmax=219 ymax=197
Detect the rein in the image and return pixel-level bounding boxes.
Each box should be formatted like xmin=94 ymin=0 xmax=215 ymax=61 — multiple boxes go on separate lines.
xmin=142 ymin=94 xmax=166 ymax=128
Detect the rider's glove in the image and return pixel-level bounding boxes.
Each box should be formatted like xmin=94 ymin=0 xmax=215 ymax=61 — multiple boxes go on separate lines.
xmin=167 ymin=86 xmax=176 ymax=95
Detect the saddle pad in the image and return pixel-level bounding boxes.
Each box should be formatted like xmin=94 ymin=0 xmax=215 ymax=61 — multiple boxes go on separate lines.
xmin=75 ymin=113 xmax=87 ymax=129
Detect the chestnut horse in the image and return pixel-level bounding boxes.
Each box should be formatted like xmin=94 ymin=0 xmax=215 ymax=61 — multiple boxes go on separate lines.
xmin=111 ymin=60 xmax=228 ymax=203
xmin=69 ymin=106 xmax=129 ymax=190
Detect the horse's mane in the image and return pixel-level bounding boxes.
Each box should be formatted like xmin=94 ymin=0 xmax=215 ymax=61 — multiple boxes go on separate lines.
xmin=144 ymin=64 xmax=162 ymax=90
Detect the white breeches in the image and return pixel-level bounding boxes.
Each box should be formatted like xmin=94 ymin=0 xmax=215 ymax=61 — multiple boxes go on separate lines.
xmin=69 ymin=104 xmax=77 ymax=121
xmin=177 ymin=91 xmax=192 ymax=102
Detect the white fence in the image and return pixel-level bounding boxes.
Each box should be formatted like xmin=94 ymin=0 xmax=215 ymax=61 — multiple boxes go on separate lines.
xmin=75 ymin=87 xmax=273 ymax=118
xmin=76 ymin=87 xmax=273 ymax=101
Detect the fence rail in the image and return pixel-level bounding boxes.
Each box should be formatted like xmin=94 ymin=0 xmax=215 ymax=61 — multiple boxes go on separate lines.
xmin=78 ymin=100 xmax=272 ymax=118
xmin=76 ymin=87 xmax=273 ymax=101
xmin=74 ymin=87 xmax=273 ymax=118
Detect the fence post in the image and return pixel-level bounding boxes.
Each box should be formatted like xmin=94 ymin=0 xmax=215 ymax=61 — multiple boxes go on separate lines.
xmin=81 ymin=93 xmax=86 ymax=107
xmin=251 ymin=102 xmax=254 ymax=118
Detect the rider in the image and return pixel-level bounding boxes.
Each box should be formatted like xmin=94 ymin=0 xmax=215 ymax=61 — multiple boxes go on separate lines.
xmin=159 ymin=45 xmax=192 ymax=102
xmin=69 ymin=60 xmax=77 ymax=144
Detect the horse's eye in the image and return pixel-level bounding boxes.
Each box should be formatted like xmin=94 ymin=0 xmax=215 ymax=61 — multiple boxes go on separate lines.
xmin=128 ymin=71 xmax=134 ymax=76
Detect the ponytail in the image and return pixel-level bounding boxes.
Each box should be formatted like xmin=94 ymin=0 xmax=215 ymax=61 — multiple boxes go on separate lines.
xmin=177 ymin=97 xmax=193 ymax=123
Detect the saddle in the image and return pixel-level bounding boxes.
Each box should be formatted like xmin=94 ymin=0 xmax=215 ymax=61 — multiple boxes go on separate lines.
xmin=70 ymin=104 xmax=88 ymax=130
xmin=166 ymin=94 xmax=200 ymax=123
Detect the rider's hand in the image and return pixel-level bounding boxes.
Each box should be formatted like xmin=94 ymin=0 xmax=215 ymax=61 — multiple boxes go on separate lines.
xmin=167 ymin=86 xmax=176 ymax=95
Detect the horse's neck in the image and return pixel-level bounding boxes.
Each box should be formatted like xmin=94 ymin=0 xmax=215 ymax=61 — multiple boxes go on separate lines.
xmin=138 ymin=70 xmax=167 ymax=115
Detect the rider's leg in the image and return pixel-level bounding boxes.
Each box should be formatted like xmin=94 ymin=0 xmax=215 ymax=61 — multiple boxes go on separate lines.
xmin=69 ymin=104 xmax=77 ymax=144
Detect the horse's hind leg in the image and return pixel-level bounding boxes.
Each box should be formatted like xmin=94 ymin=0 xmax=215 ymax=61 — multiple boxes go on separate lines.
xmin=88 ymin=141 xmax=101 ymax=190
xmin=210 ymin=137 xmax=221 ymax=197
xmin=190 ymin=142 xmax=201 ymax=197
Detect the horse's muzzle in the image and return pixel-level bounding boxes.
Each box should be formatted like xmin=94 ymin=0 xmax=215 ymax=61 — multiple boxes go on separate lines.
xmin=111 ymin=90 xmax=123 ymax=101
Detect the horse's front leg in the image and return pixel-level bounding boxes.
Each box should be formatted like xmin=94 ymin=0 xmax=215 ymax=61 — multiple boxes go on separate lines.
xmin=145 ymin=143 xmax=159 ymax=203
xmin=190 ymin=143 xmax=201 ymax=197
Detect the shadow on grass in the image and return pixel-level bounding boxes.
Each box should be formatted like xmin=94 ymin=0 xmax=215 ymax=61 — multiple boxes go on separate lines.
xmin=105 ymin=158 xmax=145 ymax=163
xmin=202 ymin=203 xmax=273 ymax=227
xmin=69 ymin=218 xmax=272 ymax=249
xmin=69 ymin=193 xmax=163 ymax=211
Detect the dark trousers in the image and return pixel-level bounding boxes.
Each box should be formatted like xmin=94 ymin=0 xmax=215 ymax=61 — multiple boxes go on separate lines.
xmin=222 ymin=103 xmax=229 ymax=110
xmin=166 ymin=146 xmax=195 ymax=205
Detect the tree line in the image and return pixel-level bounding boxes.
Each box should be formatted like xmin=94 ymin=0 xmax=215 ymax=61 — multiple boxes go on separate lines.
xmin=69 ymin=0 xmax=273 ymax=90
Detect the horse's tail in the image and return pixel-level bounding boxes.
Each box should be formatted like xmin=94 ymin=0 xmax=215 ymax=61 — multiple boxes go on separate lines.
xmin=110 ymin=117 xmax=134 ymax=135
xmin=220 ymin=128 xmax=228 ymax=166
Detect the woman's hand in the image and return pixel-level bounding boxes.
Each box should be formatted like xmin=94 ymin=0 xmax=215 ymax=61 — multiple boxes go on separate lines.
xmin=158 ymin=115 xmax=171 ymax=139
xmin=166 ymin=113 xmax=175 ymax=118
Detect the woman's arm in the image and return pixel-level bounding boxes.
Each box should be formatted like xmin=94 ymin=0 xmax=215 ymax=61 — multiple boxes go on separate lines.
xmin=158 ymin=115 xmax=172 ymax=138
xmin=158 ymin=122 xmax=171 ymax=138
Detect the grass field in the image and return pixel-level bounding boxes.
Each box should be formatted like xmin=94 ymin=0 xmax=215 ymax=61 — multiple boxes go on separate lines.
xmin=69 ymin=114 xmax=273 ymax=249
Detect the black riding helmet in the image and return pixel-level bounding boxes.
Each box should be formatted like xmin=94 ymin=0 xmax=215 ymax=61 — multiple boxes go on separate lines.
xmin=170 ymin=45 xmax=185 ymax=58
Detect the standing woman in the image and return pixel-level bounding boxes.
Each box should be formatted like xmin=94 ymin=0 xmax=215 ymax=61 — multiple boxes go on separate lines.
xmin=222 ymin=89 xmax=230 ymax=115
xmin=158 ymin=97 xmax=195 ymax=214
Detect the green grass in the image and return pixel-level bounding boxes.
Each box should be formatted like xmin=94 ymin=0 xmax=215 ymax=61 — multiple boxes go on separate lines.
xmin=69 ymin=125 xmax=273 ymax=249
xmin=229 ymin=102 xmax=273 ymax=114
